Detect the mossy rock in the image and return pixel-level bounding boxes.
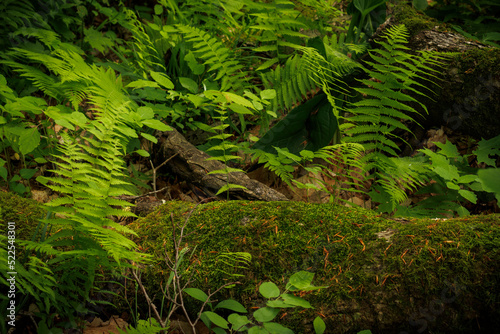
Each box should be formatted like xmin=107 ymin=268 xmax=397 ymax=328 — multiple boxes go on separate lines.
xmin=0 ymin=191 xmax=46 ymax=241
xmin=129 ymin=200 xmax=500 ymax=333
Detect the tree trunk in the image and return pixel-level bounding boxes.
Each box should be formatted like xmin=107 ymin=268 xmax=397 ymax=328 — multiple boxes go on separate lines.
xmin=157 ymin=129 xmax=289 ymax=201
xmin=374 ymin=3 xmax=500 ymax=140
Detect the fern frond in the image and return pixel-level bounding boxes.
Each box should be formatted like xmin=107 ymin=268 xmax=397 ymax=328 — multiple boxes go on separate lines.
xmin=260 ymin=54 xmax=317 ymax=112
xmin=176 ymin=24 xmax=248 ymax=92
xmin=344 ymin=24 xmax=442 ymax=161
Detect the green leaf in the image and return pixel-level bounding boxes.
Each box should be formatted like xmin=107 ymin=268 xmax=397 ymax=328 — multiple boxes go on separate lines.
xmin=313 ymin=316 xmax=326 ymax=334
xmin=186 ymin=94 xmax=206 ymax=108
xmin=357 ymin=331 xmax=373 ymax=334
xmin=253 ymin=94 xmax=338 ymax=155
xmin=280 ymin=294 xmax=312 ymax=308
xmin=435 ymin=141 xmax=460 ymax=159
xmin=70 ymin=112 xmax=88 ymax=127
xmin=222 ymin=92 xmax=254 ymax=109
xmin=266 ymin=300 xmax=295 ymax=308
xmin=150 ymin=71 xmax=174 ymax=89
xmin=228 ymin=103 xmax=253 ymax=115
xmin=184 ymin=288 xmax=208 ymax=302
xmin=413 ymin=0 xmax=428 ymax=10
xmin=201 ymin=311 xmax=229 ymax=329
xmin=248 ymin=327 xmax=270 ymax=334
xmin=228 ymin=313 xmax=250 ymax=331
xmin=422 ymin=151 xmax=461 ymax=181
xmin=142 ymin=119 xmax=172 ymax=131
xmin=20 ymin=168 xmax=37 ymax=180
xmin=215 ymin=184 xmax=247 ymax=195
xmin=215 ymin=299 xmax=248 ymax=313
xmin=458 ymin=189 xmax=477 ymax=203
xmin=212 ymin=328 xmax=226 ymax=334
xmin=262 ymin=322 xmax=293 ymax=334
xmin=137 ymin=106 xmax=154 ymax=120
xmin=300 ymin=150 xmax=315 ymax=160
xmin=256 ymin=58 xmax=279 ymax=71
xmin=474 ymin=135 xmax=500 ymax=167
xmin=0 ymin=166 xmax=7 ymax=181
xmin=140 ymin=132 xmax=157 ymax=144
xmin=34 ymin=157 xmax=48 ymax=163
xmin=179 ymin=77 xmax=199 ymax=94
xmin=477 ymin=168 xmax=500 ymax=202
xmin=260 ymin=90 xmax=276 ymax=100
xmin=185 ymin=51 xmax=205 ymax=75
xmin=253 ymin=307 xmax=280 ymax=323
xmin=154 ymin=4 xmax=163 ymax=15
xmin=287 ymin=271 xmax=314 ymax=290
xmin=19 ymin=127 xmax=41 ymax=155
xmin=134 ymin=150 xmax=150 ymax=157
xmin=455 ymin=205 xmax=470 ymax=217
xmin=126 ymin=79 xmax=160 ymax=89
xmin=259 ymin=282 xmax=280 ymax=299
xmin=457 ymin=175 xmax=478 ymax=184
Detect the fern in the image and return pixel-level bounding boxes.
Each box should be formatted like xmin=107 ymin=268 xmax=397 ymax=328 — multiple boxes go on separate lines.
xmin=248 ymin=0 xmax=309 ymax=69
xmin=122 ymin=7 xmax=166 ymax=75
xmin=176 ymin=24 xmax=249 ymax=92
xmin=1 ymin=42 xmax=168 ymax=325
xmin=340 ymin=24 xmax=444 ymax=207
xmin=260 ymin=54 xmax=317 ymax=112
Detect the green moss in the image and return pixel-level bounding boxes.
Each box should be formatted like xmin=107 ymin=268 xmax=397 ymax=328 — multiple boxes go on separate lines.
xmin=453 ymin=48 xmax=500 ymax=77
xmin=0 ymin=191 xmax=46 ymax=241
xmin=129 ymin=201 xmax=500 ymax=333
xmin=392 ymin=2 xmax=443 ymax=36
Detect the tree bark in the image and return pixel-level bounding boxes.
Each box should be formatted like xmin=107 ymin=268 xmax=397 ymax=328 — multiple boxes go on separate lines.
xmin=157 ymin=129 xmax=289 ymax=201
xmin=372 ymin=4 xmax=500 ymax=141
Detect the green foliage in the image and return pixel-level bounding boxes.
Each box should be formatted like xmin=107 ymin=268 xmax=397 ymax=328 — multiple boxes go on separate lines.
xmin=260 ymin=54 xmax=317 ymax=112
xmin=118 ymin=318 xmax=168 ymax=334
xmin=202 ymin=90 xmax=257 ymax=197
xmin=425 ymin=0 xmax=500 ymax=46
xmin=0 ymin=30 xmax=170 ymax=328
xmin=197 ymin=271 xmax=327 ymax=334
xmin=0 ymin=74 xmax=49 ymax=195
xmin=252 ymin=94 xmax=339 ymax=155
xmin=340 ymin=24 xmax=444 ymax=209
xmin=250 ymin=143 xmax=366 ymax=205
xmin=346 ymin=0 xmax=387 ymax=44
xmin=176 ymin=24 xmax=248 ymax=92
xmin=375 ymin=136 xmax=500 ymax=217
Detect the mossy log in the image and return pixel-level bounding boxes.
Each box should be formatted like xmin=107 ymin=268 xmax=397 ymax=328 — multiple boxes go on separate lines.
xmin=376 ymin=4 xmax=500 ymax=141
xmin=129 ymin=200 xmax=500 ymax=333
xmin=0 ymin=190 xmax=46 ymax=241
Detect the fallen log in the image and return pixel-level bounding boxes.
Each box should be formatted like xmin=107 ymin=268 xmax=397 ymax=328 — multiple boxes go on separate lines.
xmin=374 ymin=3 xmax=500 ymax=140
xmin=157 ymin=129 xmax=288 ymax=201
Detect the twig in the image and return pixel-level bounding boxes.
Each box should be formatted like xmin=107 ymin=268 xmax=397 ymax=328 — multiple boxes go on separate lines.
xmin=150 ymin=153 xmax=179 ymax=198
xmin=121 ymin=186 xmax=170 ymax=200
xmin=130 ymin=268 xmax=167 ymax=330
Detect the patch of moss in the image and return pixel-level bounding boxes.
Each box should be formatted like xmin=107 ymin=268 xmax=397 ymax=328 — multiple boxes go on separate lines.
xmin=129 ymin=201 xmax=500 ymax=333
xmin=0 ymin=190 xmax=46 ymax=240
xmin=442 ymin=47 xmax=500 ymax=139
xmin=392 ymin=2 xmax=443 ymax=36
xmin=454 ymin=48 xmax=500 ymax=77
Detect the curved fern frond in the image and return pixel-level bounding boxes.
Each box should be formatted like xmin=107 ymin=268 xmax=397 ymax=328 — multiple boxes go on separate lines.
xmin=176 ymin=24 xmax=248 ymax=92
xmin=260 ymin=54 xmax=317 ymax=112
xmin=341 ymin=24 xmax=445 ymax=210
xmin=344 ymin=24 xmax=443 ymax=159
xmin=123 ymin=8 xmax=166 ymax=75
